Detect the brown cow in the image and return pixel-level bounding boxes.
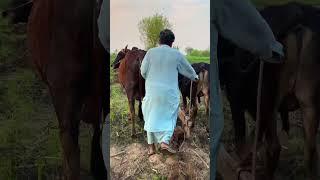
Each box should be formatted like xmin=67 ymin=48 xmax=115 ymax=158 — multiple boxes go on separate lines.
xmin=115 ymin=46 xmax=146 ymax=137
xmin=275 ymin=25 xmax=320 ymax=179
xmin=27 ymin=0 xmax=107 ymax=179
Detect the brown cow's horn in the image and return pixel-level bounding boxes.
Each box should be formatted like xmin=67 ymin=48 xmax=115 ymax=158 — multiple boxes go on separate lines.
xmin=125 ymin=45 xmax=128 ymax=50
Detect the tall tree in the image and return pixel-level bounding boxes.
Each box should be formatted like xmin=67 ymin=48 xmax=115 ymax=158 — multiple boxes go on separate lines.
xmin=138 ymin=13 xmax=172 ymax=50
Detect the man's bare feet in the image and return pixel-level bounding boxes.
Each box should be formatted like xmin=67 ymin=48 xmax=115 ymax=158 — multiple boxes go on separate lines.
xmin=148 ymin=144 xmax=156 ymax=156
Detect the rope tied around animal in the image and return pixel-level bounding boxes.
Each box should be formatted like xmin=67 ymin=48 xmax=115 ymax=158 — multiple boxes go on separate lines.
xmin=188 ymin=80 xmax=193 ymax=126
xmin=177 ymin=77 xmax=197 ymax=151
xmin=1 ymin=0 xmax=33 ymax=16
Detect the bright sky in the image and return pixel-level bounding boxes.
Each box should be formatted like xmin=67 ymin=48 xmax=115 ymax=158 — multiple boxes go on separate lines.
xmin=110 ymin=0 xmax=210 ymax=54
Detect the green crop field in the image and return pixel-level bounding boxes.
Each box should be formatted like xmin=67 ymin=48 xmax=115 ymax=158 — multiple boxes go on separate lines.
xmin=186 ymin=56 xmax=210 ymax=64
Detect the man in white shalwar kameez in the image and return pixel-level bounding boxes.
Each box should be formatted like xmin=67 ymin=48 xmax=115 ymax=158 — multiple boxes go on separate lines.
xmin=140 ymin=29 xmax=199 ymax=155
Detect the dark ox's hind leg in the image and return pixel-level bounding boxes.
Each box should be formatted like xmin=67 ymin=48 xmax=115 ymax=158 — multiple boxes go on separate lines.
xmin=279 ymin=110 xmax=290 ymax=134
xmin=128 ymin=99 xmax=136 ymax=137
xmin=263 ymin=110 xmax=281 ymax=180
xmin=51 ymin=89 xmax=82 ymax=180
xmin=91 ymin=124 xmax=108 ymax=180
xmin=138 ymin=100 xmax=143 ymax=121
xmin=228 ymin=99 xmax=246 ymax=150
xmin=260 ymin=91 xmax=281 ymax=180
xmin=191 ymin=88 xmax=198 ymax=119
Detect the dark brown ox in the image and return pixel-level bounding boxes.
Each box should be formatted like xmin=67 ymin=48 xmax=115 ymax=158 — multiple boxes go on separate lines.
xmin=115 ymin=46 xmax=146 ymax=137
xmin=27 ymin=0 xmax=108 ymax=179
xmin=178 ymin=62 xmax=210 ymax=138
xmin=219 ymin=3 xmax=320 ymax=179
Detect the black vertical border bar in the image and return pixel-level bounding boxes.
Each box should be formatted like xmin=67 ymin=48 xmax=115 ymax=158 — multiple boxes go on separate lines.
xmin=210 ymin=1 xmax=221 ymax=180
xmin=210 ymin=1 xmax=214 ymax=180
xmin=101 ymin=0 xmax=110 ymax=179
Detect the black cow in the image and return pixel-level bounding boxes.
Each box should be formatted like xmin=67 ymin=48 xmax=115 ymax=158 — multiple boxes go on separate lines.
xmin=218 ymin=2 xmax=320 ymax=179
xmin=111 ymin=46 xmax=139 ymax=69
xmin=178 ymin=62 xmax=210 ymax=117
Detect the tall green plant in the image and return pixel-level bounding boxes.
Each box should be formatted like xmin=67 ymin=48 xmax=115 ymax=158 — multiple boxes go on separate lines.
xmin=138 ymin=13 xmax=172 ymax=50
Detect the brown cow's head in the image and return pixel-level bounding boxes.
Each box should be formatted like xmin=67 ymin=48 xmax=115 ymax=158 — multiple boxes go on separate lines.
xmin=111 ymin=45 xmax=129 ymax=69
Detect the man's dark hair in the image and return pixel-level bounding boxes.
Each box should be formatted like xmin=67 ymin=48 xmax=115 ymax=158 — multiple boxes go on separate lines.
xmin=159 ymin=29 xmax=175 ymax=46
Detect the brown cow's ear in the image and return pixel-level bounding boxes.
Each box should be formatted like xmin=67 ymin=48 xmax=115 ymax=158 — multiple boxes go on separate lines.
xmin=125 ymin=45 xmax=128 ymax=50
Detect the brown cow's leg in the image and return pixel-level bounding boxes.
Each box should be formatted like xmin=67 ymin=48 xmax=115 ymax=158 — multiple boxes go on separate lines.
xmin=128 ymin=99 xmax=136 ymax=137
xmin=301 ymin=106 xmax=319 ymax=179
xmin=295 ymin=77 xmax=319 ymax=179
xmin=51 ymin=90 xmax=82 ymax=180
xmin=60 ymin=127 xmax=80 ymax=180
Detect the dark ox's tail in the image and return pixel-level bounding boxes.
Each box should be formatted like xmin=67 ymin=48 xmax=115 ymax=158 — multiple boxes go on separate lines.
xmin=91 ymin=126 xmax=108 ymax=180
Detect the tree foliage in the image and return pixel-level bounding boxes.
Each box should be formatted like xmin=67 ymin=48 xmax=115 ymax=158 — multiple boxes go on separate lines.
xmin=138 ymin=13 xmax=172 ymax=50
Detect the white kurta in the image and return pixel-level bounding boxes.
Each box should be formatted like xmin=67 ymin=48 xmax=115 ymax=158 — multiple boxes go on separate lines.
xmin=140 ymin=45 xmax=198 ymax=134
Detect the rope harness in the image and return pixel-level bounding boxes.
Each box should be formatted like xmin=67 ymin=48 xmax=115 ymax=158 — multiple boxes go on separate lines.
xmin=178 ymin=79 xmax=194 ymax=151
xmin=236 ymin=60 xmax=264 ymax=180
xmin=0 ymin=0 xmax=33 ymax=15
xmin=251 ymin=60 xmax=264 ymax=180
xmin=189 ymin=80 xmax=194 ymax=122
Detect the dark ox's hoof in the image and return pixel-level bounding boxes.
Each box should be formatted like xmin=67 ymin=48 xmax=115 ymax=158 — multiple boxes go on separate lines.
xmin=131 ymin=134 xmax=137 ymax=138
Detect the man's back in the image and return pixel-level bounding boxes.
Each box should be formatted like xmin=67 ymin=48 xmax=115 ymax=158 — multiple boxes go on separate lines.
xmin=144 ymin=45 xmax=182 ymax=90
